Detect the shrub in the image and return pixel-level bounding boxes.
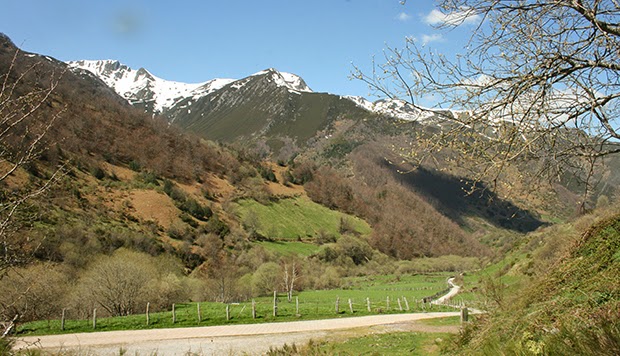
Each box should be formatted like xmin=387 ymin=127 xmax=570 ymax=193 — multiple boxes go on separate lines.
xmin=289 ymin=161 xmax=315 ymax=184
xmin=73 ymin=249 xmax=158 ymax=316
xmin=336 ymin=235 xmax=373 ymax=265
xmin=137 ymin=171 xmax=159 ymax=186
xmin=91 ymin=166 xmax=106 ymax=180
xmin=251 ymin=262 xmax=281 ymax=296
xmin=314 ymin=266 xmax=341 ymax=289
xmin=0 ymin=264 xmax=69 ymax=322
xmin=204 ymin=213 xmax=230 ymax=237
xmin=128 ymin=160 xmax=141 ymax=172
xmin=181 ymin=197 xmax=212 ymax=221
xmin=258 ymin=165 xmax=277 ymax=182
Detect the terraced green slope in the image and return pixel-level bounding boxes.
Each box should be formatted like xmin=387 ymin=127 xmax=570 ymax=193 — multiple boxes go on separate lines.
xmin=235 ymin=196 xmax=372 ymax=240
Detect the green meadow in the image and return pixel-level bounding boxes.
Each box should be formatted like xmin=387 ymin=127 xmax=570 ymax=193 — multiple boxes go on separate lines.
xmin=235 ymin=196 xmax=372 ymax=240
xmin=18 ymin=274 xmax=456 ymax=336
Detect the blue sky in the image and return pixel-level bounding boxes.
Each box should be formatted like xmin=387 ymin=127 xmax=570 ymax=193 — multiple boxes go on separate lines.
xmin=4 ymin=0 xmax=476 ymax=98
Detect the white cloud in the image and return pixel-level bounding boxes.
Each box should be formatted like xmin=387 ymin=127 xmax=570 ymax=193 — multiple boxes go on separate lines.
xmin=406 ymin=34 xmax=445 ymax=46
xmin=421 ymin=33 xmax=444 ymax=45
xmin=397 ymin=12 xmax=412 ymax=21
xmin=424 ymin=8 xmax=481 ymax=26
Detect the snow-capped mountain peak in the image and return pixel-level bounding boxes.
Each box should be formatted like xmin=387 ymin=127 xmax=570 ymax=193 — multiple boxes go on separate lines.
xmin=252 ymin=68 xmax=312 ymax=93
xmin=67 ymin=59 xmax=450 ymax=124
xmin=67 ymin=59 xmax=233 ymax=113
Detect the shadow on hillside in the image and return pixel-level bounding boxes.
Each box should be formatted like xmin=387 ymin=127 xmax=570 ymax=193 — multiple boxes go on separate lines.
xmin=383 ymin=161 xmax=545 ymax=233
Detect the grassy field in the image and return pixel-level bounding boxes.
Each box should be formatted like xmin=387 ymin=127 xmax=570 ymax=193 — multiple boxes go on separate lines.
xmin=18 ymin=274 xmax=456 ymax=336
xmin=235 ymin=196 xmax=372 ymax=240
xmin=256 ymin=240 xmax=321 ymax=257
xmin=418 ymin=315 xmax=462 ymax=326
xmin=454 ymin=249 xmax=530 ymax=308
xmin=317 ymin=331 xmax=453 ymax=355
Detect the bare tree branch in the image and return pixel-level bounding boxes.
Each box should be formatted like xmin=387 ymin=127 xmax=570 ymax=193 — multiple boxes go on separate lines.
xmin=357 ymin=0 xmax=620 ymax=203
xmin=0 ymin=43 xmax=64 ymax=337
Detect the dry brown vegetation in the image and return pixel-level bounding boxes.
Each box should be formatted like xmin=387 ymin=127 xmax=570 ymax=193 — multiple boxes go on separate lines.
xmin=300 ymin=144 xmax=489 ymax=259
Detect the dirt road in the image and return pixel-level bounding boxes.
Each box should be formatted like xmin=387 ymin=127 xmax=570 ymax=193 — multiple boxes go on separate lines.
xmin=15 ymin=312 xmax=460 ymax=355
xmin=15 ymin=279 xmax=466 ymax=355
xmin=432 ymin=277 xmax=461 ymax=305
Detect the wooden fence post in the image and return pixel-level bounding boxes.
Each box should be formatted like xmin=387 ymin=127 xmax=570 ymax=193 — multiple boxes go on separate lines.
xmin=197 ymin=303 xmax=201 ymax=323
xmin=146 ymin=302 xmax=150 ymax=325
xmin=61 ymin=308 xmax=66 ymax=331
xmin=386 ymin=296 xmax=390 ymax=310
xmin=348 ymin=298 xmax=354 ymax=313
xmin=335 ymin=296 xmax=340 ymax=314
xmin=226 ymin=304 xmax=230 ymax=321
xmin=367 ymin=297 xmax=371 ymax=312
xmin=296 ymin=297 xmax=300 ymax=316
xmin=461 ymin=307 xmax=469 ymax=323
xmin=252 ymin=299 xmax=257 ymax=319
xmin=172 ymin=303 xmax=176 ymax=323
xmin=92 ymin=308 xmax=97 ymax=329
xmin=273 ymin=291 xmax=278 ymax=317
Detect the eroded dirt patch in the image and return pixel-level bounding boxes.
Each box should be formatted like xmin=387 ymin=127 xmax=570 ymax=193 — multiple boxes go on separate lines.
xmin=128 ymin=189 xmax=179 ymax=228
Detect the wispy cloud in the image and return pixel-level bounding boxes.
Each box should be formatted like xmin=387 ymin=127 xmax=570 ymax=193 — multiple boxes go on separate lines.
xmin=406 ymin=33 xmax=445 ymax=46
xmin=424 ymin=8 xmax=481 ymax=26
xmin=421 ymin=33 xmax=444 ymax=45
xmin=397 ymin=12 xmax=412 ymax=21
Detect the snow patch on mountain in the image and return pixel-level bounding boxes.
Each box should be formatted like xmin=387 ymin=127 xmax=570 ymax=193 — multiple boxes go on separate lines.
xmin=67 ymin=60 xmax=233 ymax=113
xmin=252 ymin=68 xmax=313 ymax=93
xmin=67 ymin=59 xmax=458 ymax=125
xmin=67 ymin=61 xmax=313 ymax=111
xmin=345 ymin=96 xmax=440 ymax=122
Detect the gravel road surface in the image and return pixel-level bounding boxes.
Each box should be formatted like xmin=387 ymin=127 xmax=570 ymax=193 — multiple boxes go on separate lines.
xmin=15 ymin=312 xmax=461 ymax=355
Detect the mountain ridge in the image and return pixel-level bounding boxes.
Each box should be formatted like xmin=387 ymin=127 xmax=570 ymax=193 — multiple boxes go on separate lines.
xmin=67 ymin=59 xmax=441 ymax=125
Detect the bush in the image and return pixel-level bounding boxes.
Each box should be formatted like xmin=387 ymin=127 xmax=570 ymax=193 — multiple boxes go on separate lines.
xmin=128 ymin=160 xmax=141 ymax=171
xmin=289 ymin=161 xmax=315 ymax=184
xmin=251 ymin=262 xmax=281 ymax=296
xmin=163 ymin=179 xmax=212 ymax=220
xmin=204 ymin=213 xmax=230 ymax=237
xmin=72 ymin=250 xmax=154 ymax=316
xmin=91 ymin=166 xmax=106 ymax=180
xmin=181 ymin=197 xmax=212 ymax=221
xmin=258 ymin=165 xmax=277 ymax=182
xmin=0 ymin=264 xmax=69 ymax=322
xmin=180 ymin=212 xmax=199 ymax=228
xmin=137 ymin=171 xmax=159 ymax=186
xmin=314 ymin=266 xmax=341 ymax=289
xmin=72 ymin=249 xmax=181 ymax=316
xmin=336 ymin=235 xmax=373 ymax=265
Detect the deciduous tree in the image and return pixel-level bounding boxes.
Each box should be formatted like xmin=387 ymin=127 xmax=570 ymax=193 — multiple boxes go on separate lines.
xmin=0 ymin=35 xmax=64 ymax=337
xmin=0 ymin=38 xmax=64 ymax=278
xmin=76 ymin=249 xmax=158 ymax=316
xmin=354 ymin=1 xmax=620 ymax=207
